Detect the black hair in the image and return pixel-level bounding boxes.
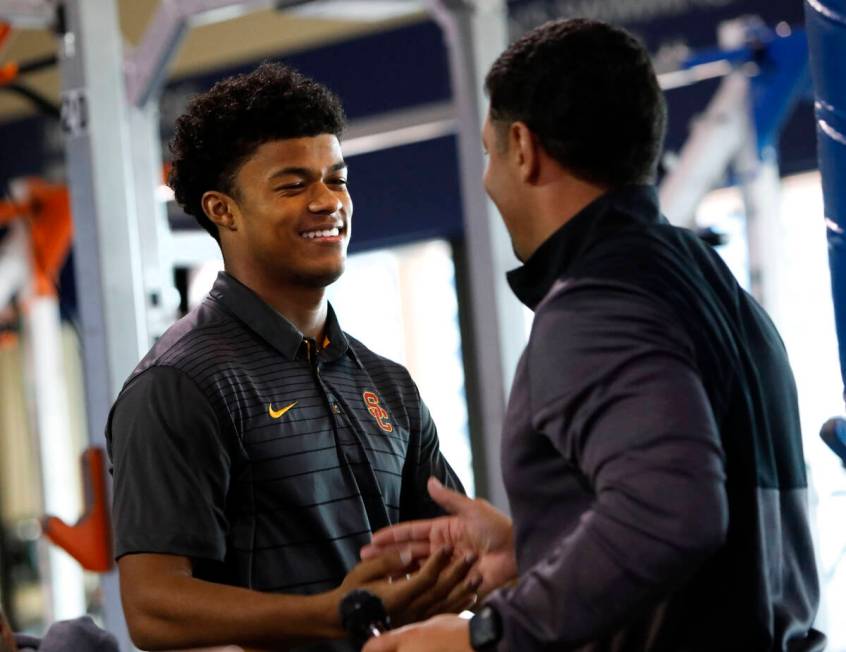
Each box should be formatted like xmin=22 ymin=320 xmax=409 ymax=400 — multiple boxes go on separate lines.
xmin=485 ymin=18 xmax=666 ymax=188
xmin=168 ymin=62 xmax=346 ymax=241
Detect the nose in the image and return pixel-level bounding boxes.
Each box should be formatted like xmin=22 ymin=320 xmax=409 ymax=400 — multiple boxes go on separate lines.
xmin=308 ymin=182 xmax=343 ymax=214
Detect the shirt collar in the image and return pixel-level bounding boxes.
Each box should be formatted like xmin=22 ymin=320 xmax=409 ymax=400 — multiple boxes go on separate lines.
xmin=506 ymin=185 xmax=665 ymax=310
xmin=208 ymin=271 xmax=352 ymax=362
xmin=320 ymin=303 xmax=357 ymax=364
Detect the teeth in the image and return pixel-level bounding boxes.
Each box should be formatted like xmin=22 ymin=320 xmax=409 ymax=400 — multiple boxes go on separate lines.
xmin=301 ymin=227 xmax=341 ymax=239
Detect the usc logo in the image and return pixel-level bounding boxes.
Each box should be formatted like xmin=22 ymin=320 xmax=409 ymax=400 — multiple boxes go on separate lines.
xmin=363 ymin=391 xmax=393 ymax=433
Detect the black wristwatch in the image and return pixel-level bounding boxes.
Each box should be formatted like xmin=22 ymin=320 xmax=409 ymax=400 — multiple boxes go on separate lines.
xmin=469 ymin=604 xmax=502 ymax=651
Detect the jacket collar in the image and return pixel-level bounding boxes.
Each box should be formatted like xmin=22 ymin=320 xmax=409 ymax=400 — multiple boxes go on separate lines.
xmin=506 ymin=185 xmax=665 ymax=310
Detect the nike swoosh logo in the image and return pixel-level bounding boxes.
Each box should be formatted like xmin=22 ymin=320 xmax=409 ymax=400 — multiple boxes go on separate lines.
xmin=268 ymin=401 xmax=297 ymax=419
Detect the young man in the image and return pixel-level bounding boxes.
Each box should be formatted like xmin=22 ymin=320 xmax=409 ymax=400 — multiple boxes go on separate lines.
xmin=107 ymin=64 xmax=474 ymax=651
xmin=361 ymin=18 xmax=824 ymax=652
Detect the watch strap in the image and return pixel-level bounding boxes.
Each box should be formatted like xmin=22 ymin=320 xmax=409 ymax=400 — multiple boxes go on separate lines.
xmin=469 ymin=604 xmax=502 ymax=651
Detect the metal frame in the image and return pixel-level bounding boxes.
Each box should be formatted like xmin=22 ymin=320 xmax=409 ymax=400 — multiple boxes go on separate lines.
xmin=1 ymin=2 xmax=819 ymax=649
xmin=659 ymin=18 xmax=809 ymax=323
xmin=658 ymin=72 xmax=751 ymax=229
xmin=124 ymin=0 xmax=278 ymax=107
xmin=425 ymin=0 xmax=518 ymax=511
xmin=342 ymin=100 xmax=456 ymax=157
xmin=57 ymin=1 xmax=148 ymax=647
xmin=127 ymin=102 xmax=182 ymax=341
xmin=0 ymin=212 xmax=87 ymax=625
xmin=0 ymin=218 xmax=28 ymax=310
xmin=657 ymin=66 xmax=788 ymax=314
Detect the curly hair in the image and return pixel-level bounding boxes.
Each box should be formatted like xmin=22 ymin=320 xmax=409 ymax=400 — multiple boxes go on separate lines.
xmin=485 ymin=19 xmax=666 ymax=188
xmin=168 ymin=62 xmax=346 ymax=241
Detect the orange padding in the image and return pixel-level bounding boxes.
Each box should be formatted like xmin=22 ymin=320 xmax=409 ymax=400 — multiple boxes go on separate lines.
xmin=0 ymin=61 xmax=18 ymax=85
xmin=27 ymin=182 xmax=72 ymax=297
xmin=0 ymin=181 xmax=73 ymax=297
xmin=43 ymin=447 xmax=114 ymax=573
xmin=0 ymin=23 xmax=11 ymax=51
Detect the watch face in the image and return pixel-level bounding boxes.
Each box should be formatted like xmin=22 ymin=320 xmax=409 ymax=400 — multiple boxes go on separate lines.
xmin=470 ymin=606 xmax=502 ymax=650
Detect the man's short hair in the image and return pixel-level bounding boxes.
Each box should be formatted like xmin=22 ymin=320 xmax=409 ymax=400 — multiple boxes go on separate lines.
xmin=485 ymin=18 xmax=667 ymax=188
xmin=168 ymin=62 xmax=346 ymax=241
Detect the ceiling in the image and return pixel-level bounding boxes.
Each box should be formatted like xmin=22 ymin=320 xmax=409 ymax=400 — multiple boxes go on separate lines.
xmin=0 ymin=0 xmax=427 ymax=122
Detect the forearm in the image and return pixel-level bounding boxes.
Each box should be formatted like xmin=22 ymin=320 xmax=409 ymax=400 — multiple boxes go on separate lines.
xmin=122 ymin=569 xmax=342 ymax=650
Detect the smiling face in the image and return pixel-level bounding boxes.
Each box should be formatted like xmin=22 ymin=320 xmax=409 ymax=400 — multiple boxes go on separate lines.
xmin=210 ymin=134 xmax=352 ymax=290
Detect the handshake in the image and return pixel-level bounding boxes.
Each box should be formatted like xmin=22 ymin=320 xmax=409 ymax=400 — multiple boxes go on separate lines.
xmin=333 ymin=477 xmax=517 ymax=652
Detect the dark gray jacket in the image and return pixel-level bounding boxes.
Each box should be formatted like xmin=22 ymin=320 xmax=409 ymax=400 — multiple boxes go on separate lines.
xmin=487 ymin=186 xmax=823 ymax=651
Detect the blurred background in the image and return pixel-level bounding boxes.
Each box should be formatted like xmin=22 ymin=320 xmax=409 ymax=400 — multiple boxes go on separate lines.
xmin=1 ymin=0 xmax=845 ymax=649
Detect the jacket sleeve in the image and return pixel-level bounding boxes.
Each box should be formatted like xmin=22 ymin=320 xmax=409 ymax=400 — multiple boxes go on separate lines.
xmin=486 ymin=281 xmax=728 ymax=649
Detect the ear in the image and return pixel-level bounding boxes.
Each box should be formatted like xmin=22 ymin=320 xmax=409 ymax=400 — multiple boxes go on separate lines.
xmin=201 ymin=190 xmax=239 ymax=232
xmin=511 ymin=121 xmax=540 ymax=184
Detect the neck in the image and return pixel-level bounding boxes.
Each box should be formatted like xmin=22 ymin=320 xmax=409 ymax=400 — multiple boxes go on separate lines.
xmin=524 ymin=175 xmax=608 ymax=259
xmin=224 ymin=260 xmax=328 ymax=341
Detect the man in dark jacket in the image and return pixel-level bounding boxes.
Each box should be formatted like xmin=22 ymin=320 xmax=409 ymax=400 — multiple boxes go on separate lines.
xmin=361 ymin=18 xmax=824 ymax=652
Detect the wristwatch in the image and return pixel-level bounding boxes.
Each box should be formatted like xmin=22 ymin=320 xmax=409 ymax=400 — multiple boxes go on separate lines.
xmin=469 ymin=604 xmax=502 ymax=651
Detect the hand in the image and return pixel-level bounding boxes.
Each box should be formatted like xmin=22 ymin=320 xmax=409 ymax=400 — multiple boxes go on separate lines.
xmin=331 ymin=546 xmax=480 ymax=627
xmin=361 ymin=615 xmax=471 ymax=652
xmin=361 ymin=477 xmax=517 ymax=595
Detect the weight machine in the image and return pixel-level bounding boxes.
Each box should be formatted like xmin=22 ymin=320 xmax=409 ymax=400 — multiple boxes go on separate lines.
xmin=0 ymin=0 xmax=839 ymax=648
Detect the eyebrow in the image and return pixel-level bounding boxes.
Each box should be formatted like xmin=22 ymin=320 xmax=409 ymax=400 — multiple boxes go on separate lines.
xmin=269 ymin=160 xmax=347 ymax=180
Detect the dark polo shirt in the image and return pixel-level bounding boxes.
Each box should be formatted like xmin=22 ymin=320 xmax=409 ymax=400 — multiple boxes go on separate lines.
xmin=107 ymin=272 xmax=462 ymax=635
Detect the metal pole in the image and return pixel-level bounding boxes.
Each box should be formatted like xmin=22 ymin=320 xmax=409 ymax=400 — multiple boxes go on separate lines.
xmin=735 ymin=143 xmax=785 ymax=320
xmin=0 ymin=212 xmax=87 ymax=622
xmin=658 ymin=72 xmax=749 ymax=229
xmin=22 ymin=293 xmax=87 ymax=623
xmin=124 ymin=0 xmax=275 ymax=108
xmin=58 ymin=0 xmax=149 ymax=648
xmin=127 ymin=103 xmax=181 ymax=341
xmin=425 ymin=0 xmax=522 ymax=511
xmin=717 ymin=19 xmax=786 ymax=321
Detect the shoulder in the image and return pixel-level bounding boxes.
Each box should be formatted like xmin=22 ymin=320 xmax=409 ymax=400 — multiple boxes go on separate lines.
xmin=112 ymin=297 xmax=240 ymax=429
xmin=576 ymin=220 xmax=740 ymax=300
xmin=107 ymin=364 xmax=221 ymax=450
xmin=527 ymin=278 xmax=696 ymax=405
xmin=346 ymin=334 xmax=415 ymax=384
xmin=533 ymin=276 xmax=682 ymax=340
xmin=129 ymin=296 xmax=239 ymax=381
